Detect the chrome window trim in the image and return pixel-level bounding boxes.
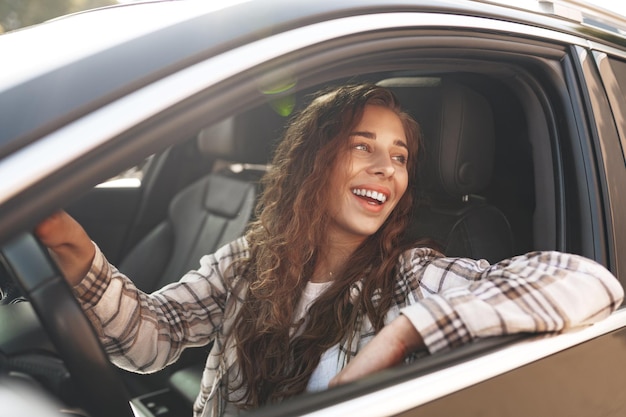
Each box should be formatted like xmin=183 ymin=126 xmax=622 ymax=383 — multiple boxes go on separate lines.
xmin=301 ymin=309 xmax=626 ymax=417
xmin=588 ymin=40 xmax=626 ymax=61
xmin=593 ymin=51 xmax=626 ymax=150
xmin=0 ymin=12 xmax=593 ymax=206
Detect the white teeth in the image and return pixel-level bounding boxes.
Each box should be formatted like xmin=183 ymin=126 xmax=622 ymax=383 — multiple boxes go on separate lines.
xmin=352 ymin=188 xmax=387 ymax=203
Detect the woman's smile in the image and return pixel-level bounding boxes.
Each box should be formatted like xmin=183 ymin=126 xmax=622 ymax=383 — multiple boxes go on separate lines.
xmin=351 ymin=187 xmax=389 ymax=204
xmin=350 ymin=186 xmax=391 ymax=213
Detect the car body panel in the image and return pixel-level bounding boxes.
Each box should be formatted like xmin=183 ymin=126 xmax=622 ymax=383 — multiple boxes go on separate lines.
xmin=399 ymin=325 xmax=626 ymax=416
xmin=291 ymin=310 xmax=626 ymax=416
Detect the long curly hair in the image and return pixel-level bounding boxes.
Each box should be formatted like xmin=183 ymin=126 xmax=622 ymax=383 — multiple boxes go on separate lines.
xmin=231 ymin=83 xmax=421 ymax=407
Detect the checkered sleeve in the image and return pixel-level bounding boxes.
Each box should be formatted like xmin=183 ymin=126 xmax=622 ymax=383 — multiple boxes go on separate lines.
xmin=72 ymin=239 xmax=247 ymax=373
xmin=399 ymin=250 xmax=624 ymax=354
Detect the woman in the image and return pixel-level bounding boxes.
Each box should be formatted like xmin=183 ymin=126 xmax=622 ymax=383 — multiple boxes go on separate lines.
xmin=36 ymin=84 xmax=624 ymax=417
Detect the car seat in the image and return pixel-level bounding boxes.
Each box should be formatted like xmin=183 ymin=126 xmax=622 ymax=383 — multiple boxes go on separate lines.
xmin=118 ymin=107 xmax=283 ymax=293
xmin=116 ymin=104 xmax=285 ymax=401
xmin=395 ymin=80 xmax=515 ymax=263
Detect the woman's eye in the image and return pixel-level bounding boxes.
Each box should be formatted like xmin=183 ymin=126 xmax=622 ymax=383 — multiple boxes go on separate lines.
xmin=353 ymin=143 xmax=369 ymax=152
xmin=393 ymin=154 xmax=408 ymax=165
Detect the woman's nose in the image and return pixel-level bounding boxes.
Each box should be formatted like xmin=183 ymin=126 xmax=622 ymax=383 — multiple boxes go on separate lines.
xmin=367 ymin=153 xmax=395 ymax=177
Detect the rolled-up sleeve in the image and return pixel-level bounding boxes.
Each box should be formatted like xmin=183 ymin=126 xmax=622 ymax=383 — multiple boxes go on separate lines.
xmin=72 ymin=240 xmax=245 ymax=373
xmin=399 ymin=250 xmax=624 ymax=354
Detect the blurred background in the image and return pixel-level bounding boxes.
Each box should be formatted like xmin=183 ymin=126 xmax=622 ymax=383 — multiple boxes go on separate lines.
xmin=0 ymin=0 xmax=117 ymax=33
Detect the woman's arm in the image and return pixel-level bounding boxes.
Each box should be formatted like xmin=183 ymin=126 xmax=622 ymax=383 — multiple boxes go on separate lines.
xmin=34 ymin=211 xmax=95 ymax=286
xmin=331 ymin=250 xmax=623 ymax=386
xmin=75 ymin=247 xmax=232 ymax=373
xmin=401 ymin=251 xmax=624 ymax=354
xmin=35 ymin=211 xmax=237 ymax=373
xmin=329 ymin=315 xmax=425 ymax=387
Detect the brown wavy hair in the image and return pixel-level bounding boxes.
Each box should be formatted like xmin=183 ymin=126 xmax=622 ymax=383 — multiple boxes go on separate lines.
xmin=231 ymin=83 xmax=421 ymax=407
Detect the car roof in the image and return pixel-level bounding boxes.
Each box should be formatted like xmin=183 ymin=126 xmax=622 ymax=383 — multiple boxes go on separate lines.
xmin=1 ymin=0 xmax=625 ymax=158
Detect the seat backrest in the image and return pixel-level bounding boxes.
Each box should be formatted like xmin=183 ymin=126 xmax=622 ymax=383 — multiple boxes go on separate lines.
xmin=120 ymin=104 xmax=284 ymax=292
xmin=393 ymin=80 xmax=514 ymax=263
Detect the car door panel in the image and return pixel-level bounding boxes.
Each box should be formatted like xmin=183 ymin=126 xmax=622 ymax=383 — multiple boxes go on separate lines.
xmin=399 ymin=327 xmax=626 ymax=417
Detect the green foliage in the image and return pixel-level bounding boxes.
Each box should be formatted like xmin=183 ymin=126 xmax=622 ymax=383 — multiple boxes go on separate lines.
xmin=0 ymin=0 xmax=118 ymax=33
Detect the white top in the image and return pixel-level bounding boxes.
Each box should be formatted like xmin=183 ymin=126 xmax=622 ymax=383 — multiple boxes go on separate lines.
xmin=293 ymin=281 xmax=341 ymax=392
xmin=294 ymin=280 xmax=333 ymax=323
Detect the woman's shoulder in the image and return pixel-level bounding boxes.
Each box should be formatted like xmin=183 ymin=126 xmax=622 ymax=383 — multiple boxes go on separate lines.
xmin=398 ymin=245 xmax=445 ymax=263
xmin=195 ymin=236 xmax=250 ymax=275
xmin=213 ymin=236 xmax=250 ymax=260
xmin=393 ymin=246 xmax=449 ymax=279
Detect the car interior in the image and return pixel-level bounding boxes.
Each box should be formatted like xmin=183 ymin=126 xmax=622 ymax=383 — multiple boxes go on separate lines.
xmin=1 ymin=61 xmax=562 ymax=415
xmin=60 ymin=70 xmax=545 ymax=414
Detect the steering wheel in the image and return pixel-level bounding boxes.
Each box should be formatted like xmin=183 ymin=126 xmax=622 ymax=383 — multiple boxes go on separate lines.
xmin=0 ymin=233 xmax=134 ymax=417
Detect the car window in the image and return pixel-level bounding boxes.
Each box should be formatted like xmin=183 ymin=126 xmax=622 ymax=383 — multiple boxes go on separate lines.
xmin=605 ymin=56 xmax=626 ymax=161
xmin=96 ymin=156 xmax=153 ymax=188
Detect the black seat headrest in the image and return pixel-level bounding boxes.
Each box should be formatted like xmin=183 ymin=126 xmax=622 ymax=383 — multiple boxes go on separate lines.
xmin=431 ymin=82 xmax=495 ymax=198
xmin=389 ymin=80 xmax=495 ymax=200
xmin=197 ymin=103 xmax=286 ymax=164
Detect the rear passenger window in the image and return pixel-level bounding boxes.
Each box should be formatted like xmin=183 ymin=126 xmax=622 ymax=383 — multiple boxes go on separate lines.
xmin=608 ymin=57 xmax=626 ymax=91
xmin=604 ymin=56 xmax=626 ymax=160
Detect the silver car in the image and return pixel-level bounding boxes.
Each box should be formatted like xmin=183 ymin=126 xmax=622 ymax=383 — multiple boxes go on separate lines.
xmin=1 ymin=1 xmax=626 ymax=416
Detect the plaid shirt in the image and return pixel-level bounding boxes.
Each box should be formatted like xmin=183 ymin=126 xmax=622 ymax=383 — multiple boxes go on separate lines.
xmin=75 ymin=237 xmax=623 ymax=417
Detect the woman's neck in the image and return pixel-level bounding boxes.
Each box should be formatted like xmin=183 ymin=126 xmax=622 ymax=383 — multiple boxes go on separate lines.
xmin=311 ymin=239 xmax=362 ymax=283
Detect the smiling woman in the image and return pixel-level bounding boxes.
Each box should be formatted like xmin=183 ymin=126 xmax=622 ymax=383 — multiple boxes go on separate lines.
xmin=33 ymin=83 xmax=623 ymax=417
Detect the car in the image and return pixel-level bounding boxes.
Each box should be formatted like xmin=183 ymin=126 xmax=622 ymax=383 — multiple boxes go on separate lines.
xmin=1 ymin=0 xmax=626 ymax=416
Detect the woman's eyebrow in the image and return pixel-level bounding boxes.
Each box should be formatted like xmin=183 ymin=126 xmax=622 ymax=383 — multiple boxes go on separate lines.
xmin=394 ymin=140 xmax=409 ymax=150
xmin=350 ymin=130 xmax=376 ymax=139
xmin=350 ymin=131 xmax=409 ymax=150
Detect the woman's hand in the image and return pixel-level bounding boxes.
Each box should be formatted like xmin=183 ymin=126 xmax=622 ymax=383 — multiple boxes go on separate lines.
xmin=329 ymin=315 xmax=426 ymax=387
xmin=34 ymin=211 xmax=95 ymax=286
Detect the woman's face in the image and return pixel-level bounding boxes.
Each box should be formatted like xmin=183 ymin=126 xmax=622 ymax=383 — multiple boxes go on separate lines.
xmin=326 ymin=104 xmax=410 ymax=246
